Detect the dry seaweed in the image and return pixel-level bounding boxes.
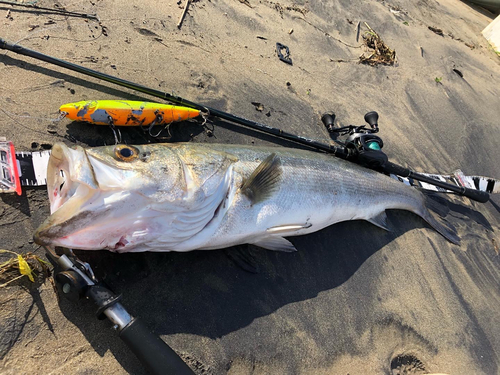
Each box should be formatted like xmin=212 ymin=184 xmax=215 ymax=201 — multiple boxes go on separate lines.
xmin=0 ymin=250 xmax=51 ymax=287
xmin=359 ymin=23 xmax=396 ymax=66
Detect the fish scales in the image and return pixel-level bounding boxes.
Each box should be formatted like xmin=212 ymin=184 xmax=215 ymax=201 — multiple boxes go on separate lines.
xmin=199 ymin=145 xmax=423 ymax=250
xmin=33 ymin=142 xmax=459 ymax=252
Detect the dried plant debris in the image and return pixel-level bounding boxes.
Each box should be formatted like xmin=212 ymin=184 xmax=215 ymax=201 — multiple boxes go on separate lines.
xmin=0 ymin=250 xmax=51 ymax=287
xmin=265 ymin=1 xmax=308 ymax=17
xmin=359 ymin=23 xmax=396 ymax=66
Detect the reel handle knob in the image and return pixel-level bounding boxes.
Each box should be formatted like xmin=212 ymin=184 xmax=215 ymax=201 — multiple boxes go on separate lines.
xmin=321 ymin=113 xmax=336 ymax=132
xmin=364 ymin=111 xmax=379 ymax=131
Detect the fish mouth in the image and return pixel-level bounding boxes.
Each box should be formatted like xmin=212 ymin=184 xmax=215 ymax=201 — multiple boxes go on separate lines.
xmin=33 ymin=143 xmax=99 ymax=246
xmin=45 ymin=143 xmax=99 ymax=214
xmin=33 ymin=143 xmax=140 ymax=251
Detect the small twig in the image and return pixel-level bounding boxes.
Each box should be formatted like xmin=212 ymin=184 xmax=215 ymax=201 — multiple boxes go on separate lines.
xmin=364 ymin=22 xmax=375 ymax=34
xmin=355 ymin=21 xmax=360 ymax=42
xmin=238 ymin=0 xmax=253 ymax=8
xmin=329 ymin=57 xmax=359 ymax=63
xmin=298 ymin=17 xmax=361 ymax=49
xmin=0 ymin=0 xmax=99 ymax=20
xmin=0 ymin=274 xmax=24 ymax=288
xmin=177 ymin=0 xmax=191 ymax=29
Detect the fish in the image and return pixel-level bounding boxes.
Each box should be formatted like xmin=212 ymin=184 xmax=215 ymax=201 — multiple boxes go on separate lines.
xmin=33 ymin=142 xmax=459 ymax=252
xmin=59 ymin=100 xmax=200 ymax=126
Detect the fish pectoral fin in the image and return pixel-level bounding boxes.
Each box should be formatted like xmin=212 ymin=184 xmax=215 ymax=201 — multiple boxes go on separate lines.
xmin=251 ymin=236 xmax=297 ymax=252
xmin=366 ymin=211 xmax=391 ymax=231
xmin=241 ymin=153 xmax=282 ymax=205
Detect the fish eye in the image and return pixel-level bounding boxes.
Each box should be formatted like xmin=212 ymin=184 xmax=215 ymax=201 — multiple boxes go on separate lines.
xmin=114 ymin=145 xmax=139 ymax=162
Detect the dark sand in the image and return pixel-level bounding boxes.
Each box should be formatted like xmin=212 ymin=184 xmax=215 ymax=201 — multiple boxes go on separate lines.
xmin=1 ymin=0 xmax=499 ymax=373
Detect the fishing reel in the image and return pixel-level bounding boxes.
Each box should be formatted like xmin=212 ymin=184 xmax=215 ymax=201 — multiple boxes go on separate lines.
xmin=321 ymin=111 xmax=388 ymax=168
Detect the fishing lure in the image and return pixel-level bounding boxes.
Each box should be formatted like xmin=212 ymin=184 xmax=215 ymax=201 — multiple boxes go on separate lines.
xmin=59 ymin=100 xmax=201 ymax=140
xmin=60 ymin=100 xmax=201 ymax=126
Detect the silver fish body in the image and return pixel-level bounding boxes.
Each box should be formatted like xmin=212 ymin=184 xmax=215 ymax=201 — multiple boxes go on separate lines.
xmin=33 ymin=142 xmax=459 ymax=252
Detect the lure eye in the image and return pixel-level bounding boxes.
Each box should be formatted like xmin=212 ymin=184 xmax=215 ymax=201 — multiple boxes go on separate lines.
xmin=114 ymin=145 xmax=139 ymax=162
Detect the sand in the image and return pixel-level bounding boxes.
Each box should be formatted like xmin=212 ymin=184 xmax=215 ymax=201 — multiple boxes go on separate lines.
xmin=1 ymin=0 xmax=499 ymax=373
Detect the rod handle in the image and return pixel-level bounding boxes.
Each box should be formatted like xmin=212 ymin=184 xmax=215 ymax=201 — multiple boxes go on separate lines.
xmin=460 ymin=187 xmax=490 ymax=203
xmin=119 ymin=318 xmax=194 ymax=375
xmin=382 ymin=162 xmax=490 ymax=203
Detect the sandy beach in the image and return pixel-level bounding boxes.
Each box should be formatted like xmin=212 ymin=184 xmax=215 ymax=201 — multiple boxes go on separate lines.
xmin=1 ymin=0 xmax=499 ymax=373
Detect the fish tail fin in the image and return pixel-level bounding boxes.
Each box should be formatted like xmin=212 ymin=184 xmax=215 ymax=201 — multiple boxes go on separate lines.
xmin=419 ymin=191 xmax=460 ymax=245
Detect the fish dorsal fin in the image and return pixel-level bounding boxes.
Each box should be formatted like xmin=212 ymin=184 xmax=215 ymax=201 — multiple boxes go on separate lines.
xmin=367 ymin=211 xmax=391 ymax=231
xmin=252 ymin=236 xmax=297 ymax=252
xmin=241 ymin=153 xmax=282 ymax=205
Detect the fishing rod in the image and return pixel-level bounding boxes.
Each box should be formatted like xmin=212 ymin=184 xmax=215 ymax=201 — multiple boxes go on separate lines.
xmin=43 ymin=246 xmax=194 ymax=375
xmin=0 ymin=0 xmax=99 ymax=20
xmin=0 ymin=38 xmax=489 ymax=203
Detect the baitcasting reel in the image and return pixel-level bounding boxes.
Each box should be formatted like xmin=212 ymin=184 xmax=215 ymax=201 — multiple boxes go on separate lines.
xmin=321 ymin=111 xmax=388 ymax=168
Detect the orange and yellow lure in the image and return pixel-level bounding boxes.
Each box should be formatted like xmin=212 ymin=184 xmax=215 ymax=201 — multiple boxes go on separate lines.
xmin=59 ymin=100 xmax=201 ymax=127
